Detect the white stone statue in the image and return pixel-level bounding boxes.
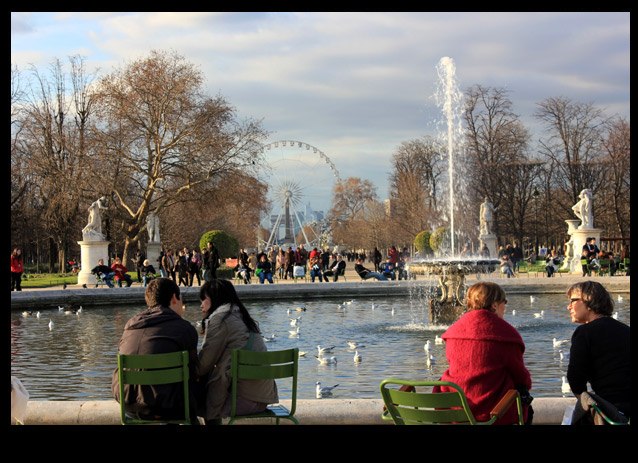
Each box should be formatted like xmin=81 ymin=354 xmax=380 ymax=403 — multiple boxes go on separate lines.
xmin=146 ymin=213 xmax=161 ymax=243
xmin=572 ymin=189 xmax=593 ymax=229
xmin=479 ymin=197 xmax=496 ymax=236
xmin=82 ymin=196 xmax=108 ymax=240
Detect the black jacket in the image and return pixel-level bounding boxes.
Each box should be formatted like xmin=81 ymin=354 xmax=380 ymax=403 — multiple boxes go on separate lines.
xmin=112 ymin=305 xmax=199 ymax=418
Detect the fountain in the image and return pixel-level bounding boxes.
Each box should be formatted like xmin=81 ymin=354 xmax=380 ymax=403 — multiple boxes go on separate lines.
xmin=408 ymin=58 xmax=499 ymax=325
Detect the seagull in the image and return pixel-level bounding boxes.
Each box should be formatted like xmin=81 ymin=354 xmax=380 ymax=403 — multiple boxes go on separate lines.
xmin=371 ymin=303 xmax=376 ymax=310
xmin=424 ymin=340 xmax=431 ymax=352
xmin=288 ymin=326 xmax=300 ymax=336
xmin=530 ymin=296 xmax=539 ymax=303
xmin=21 ymin=311 xmax=32 ymax=317
xmin=346 ymin=341 xmax=365 ymax=349
xmin=344 ymin=300 xmax=354 ymax=305
xmin=48 ymin=320 xmax=54 ymax=330
xmin=316 ymin=381 xmax=339 ymax=396
xmin=561 ymin=377 xmax=572 ymax=394
xmin=426 ymin=354 xmax=434 ymax=367
xmin=533 ymin=310 xmax=545 ymax=318
xmin=317 ymin=345 xmax=335 ymax=355
xmin=612 ymin=311 xmax=619 ymax=319
xmin=617 ymin=295 xmax=624 ymax=303
xmin=435 ymin=335 xmax=444 ymax=345
xmin=512 ymin=309 xmax=517 ymax=316
xmin=353 ymin=351 xmax=362 ymax=363
xmin=290 ymin=317 xmax=302 ymax=326
xmin=263 ymin=334 xmax=277 ymax=342
xmin=315 ymin=356 xmax=337 ymax=365
xmin=36 ymin=311 xmax=41 ymax=318
xmin=391 ymin=308 xmax=396 ymax=316
xmin=553 ymin=338 xmax=569 ymax=348
xmin=298 ymin=351 xmax=308 ymax=357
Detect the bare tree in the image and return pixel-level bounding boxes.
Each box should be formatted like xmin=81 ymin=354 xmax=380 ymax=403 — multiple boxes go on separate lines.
xmin=534 ymin=96 xmax=607 ymax=210
xmin=92 ymin=50 xmax=268 ymax=265
xmin=464 ymin=85 xmax=531 ymax=240
xmin=18 ymin=57 xmax=97 ymax=271
xmin=388 ymin=136 xmax=444 ymax=237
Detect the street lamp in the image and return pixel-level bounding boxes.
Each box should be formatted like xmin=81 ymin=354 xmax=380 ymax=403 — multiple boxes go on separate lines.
xmin=533 ymin=186 xmax=540 ymax=257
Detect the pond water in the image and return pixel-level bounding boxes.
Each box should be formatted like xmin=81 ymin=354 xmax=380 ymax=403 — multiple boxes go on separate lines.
xmin=10 ymin=291 xmax=630 ymax=401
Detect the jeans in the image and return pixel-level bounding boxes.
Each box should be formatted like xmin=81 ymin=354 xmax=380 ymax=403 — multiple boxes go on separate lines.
xmin=363 ymin=272 xmax=387 ymax=281
xmin=259 ymin=271 xmax=274 ymax=284
xmin=310 ymin=269 xmax=323 ymax=282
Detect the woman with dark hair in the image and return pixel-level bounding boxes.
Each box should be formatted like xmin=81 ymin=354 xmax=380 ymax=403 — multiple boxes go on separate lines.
xmin=196 ymin=279 xmax=278 ymax=424
xmin=434 ymin=281 xmax=533 ymax=424
xmin=566 ymin=281 xmax=631 ymax=421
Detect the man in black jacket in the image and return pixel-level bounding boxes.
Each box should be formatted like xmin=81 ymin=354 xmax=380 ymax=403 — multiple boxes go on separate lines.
xmin=323 ymin=254 xmax=346 ymax=282
xmin=112 ymin=278 xmax=199 ymax=421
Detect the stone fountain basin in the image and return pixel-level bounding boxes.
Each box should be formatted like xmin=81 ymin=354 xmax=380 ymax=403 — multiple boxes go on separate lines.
xmin=407 ymin=259 xmax=500 ymax=275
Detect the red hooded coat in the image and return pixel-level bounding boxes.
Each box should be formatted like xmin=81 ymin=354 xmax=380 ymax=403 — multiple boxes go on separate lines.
xmin=434 ymin=309 xmax=532 ymax=424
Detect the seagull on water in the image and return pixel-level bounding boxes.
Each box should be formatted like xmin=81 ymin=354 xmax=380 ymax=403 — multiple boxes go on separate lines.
xmin=435 ymin=335 xmax=444 ymax=345
xmin=290 ymin=317 xmax=302 ymax=326
xmin=288 ymin=326 xmax=300 ymax=336
xmin=617 ymin=295 xmax=624 ymax=303
xmin=298 ymin=351 xmax=308 ymax=357
xmin=426 ymin=354 xmax=434 ymax=367
xmin=346 ymin=341 xmax=365 ymax=349
xmin=553 ymin=338 xmax=569 ymax=348
xmin=612 ymin=311 xmax=619 ymax=319
xmin=533 ymin=310 xmax=545 ymax=318
xmin=530 ymin=296 xmax=539 ymax=303
xmin=316 ymin=381 xmax=339 ymax=396
xmin=353 ymin=351 xmax=362 ymax=362
xmin=48 ymin=320 xmax=54 ymax=330
xmin=424 ymin=340 xmax=431 ymax=352
xmin=263 ymin=334 xmax=277 ymax=342
xmin=317 ymin=345 xmax=335 ymax=355
xmin=315 ymin=356 xmax=337 ymax=365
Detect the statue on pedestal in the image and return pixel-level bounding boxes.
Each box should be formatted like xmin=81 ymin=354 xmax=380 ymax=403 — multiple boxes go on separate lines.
xmin=146 ymin=213 xmax=161 ymax=243
xmin=572 ymin=189 xmax=593 ymax=229
xmin=82 ymin=197 xmax=108 ymax=241
xmin=479 ymin=197 xmax=495 ymax=236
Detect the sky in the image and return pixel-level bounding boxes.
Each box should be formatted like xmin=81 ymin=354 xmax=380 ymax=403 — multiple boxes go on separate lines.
xmin=11 ymin=12 xmax=630 ymax=215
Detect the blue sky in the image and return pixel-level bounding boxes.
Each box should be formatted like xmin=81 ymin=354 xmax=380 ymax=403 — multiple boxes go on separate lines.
xmin=11 ymin=12 xmax=630 ymax=214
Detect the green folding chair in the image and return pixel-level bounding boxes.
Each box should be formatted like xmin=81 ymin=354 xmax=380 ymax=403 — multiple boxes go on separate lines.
xmin=117 ymin=350 xmax=192 ymax=425
xmin=228 ymin=347 xmax=299 ymax=425
xmin=380 ymin=379 xmax=524 ymax=425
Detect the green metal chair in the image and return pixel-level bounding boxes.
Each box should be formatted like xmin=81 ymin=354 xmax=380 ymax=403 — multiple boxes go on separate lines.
xmin=598 ymin=259 xmax=611 ymax=276
xmin=617 ymin=258 xmax=629 ymax=275
xmin=228 ymin=347 xmax=299 ymax=425
xmin=117 ymin=350 xmax=192 ymax=425
xmin=380 ymin=379 xmax=524 ymax=425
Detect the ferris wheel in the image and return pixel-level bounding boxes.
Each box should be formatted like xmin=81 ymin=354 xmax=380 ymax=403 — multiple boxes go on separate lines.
xmin=259 ymin=140 xmax=341 ymax=249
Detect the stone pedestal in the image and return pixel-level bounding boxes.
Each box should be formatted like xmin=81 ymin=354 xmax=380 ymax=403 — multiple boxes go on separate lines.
xmin=479 ymin=234 xmax=498 ymax=259
xmin=562 ymin=219 xmax=580 ymax=271
xmin=77 ymin=240 xmax=110 ymax=286
xmin=569 ymin=228 xmax=603 ymax=274
xmin=146 ymin=241 xmax=162 ymax=270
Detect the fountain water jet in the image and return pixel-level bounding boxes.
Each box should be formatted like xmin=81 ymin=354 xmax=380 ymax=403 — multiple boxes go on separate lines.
xmin=408 ymin=58 xmax=499 ymax=325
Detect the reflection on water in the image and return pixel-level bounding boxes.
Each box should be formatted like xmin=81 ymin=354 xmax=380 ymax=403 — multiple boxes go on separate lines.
xmin=11 ymin=292 xmax=630 ymax=401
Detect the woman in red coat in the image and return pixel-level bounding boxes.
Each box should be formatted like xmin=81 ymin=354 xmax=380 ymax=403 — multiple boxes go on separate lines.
xmin=434 ymin=282 xmax=532 ymax=424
